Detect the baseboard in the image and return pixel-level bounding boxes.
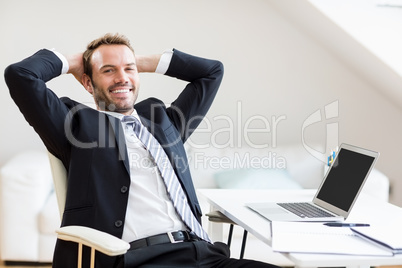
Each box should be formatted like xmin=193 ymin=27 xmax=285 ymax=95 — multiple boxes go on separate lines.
xmin=3 ymin=261 xmax=51 ymax=266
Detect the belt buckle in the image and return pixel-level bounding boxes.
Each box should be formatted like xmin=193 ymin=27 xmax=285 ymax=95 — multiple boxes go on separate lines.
xmin=167 ymin=231 xmax=181 ymax=243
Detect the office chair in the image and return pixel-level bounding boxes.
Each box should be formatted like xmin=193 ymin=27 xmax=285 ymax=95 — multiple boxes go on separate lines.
xmin=48 ymin=152 xmax=130 ymax=268
xmin=206 ymin=210 xmax=248 ymax=259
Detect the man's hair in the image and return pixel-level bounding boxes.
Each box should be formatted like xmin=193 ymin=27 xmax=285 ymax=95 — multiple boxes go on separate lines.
xmin=83 ymin=33 xmax=134 ymax=79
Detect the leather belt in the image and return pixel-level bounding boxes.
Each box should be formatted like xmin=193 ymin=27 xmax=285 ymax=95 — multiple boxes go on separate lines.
xmin=129 ymin=231 xmax=201 ymax=251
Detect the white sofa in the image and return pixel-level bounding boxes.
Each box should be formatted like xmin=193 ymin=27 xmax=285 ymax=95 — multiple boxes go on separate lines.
xmin=0 ymin=151 xmax=60 ymax=264
xmin=0 ymin=144 xmax=390 ymax=265
xmin=187 ymin=143 xmax=390 ymax=199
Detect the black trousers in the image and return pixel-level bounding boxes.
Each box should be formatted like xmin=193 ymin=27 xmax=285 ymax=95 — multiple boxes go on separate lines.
xmin=116 ymin=241 xmax=282 ymax=268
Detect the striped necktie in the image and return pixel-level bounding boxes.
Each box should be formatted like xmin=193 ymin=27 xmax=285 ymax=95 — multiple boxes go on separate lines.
xmin=122 ymin=116 xmax=210 ymax=242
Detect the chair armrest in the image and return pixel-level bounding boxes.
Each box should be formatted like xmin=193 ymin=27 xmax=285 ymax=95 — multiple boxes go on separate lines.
xmin=206 ymin=211 xmax=236 ymax=224
xmin=56 ymin=226 xmax=130 ymax=256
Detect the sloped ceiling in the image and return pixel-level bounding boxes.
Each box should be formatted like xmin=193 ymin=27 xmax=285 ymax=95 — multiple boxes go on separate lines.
xmin=269 ymin=0 xmax=402 ymax=110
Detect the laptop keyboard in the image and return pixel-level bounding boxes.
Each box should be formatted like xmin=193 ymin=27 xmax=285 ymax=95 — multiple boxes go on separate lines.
xmin=277 ymin=202 xmax=335 ymax=218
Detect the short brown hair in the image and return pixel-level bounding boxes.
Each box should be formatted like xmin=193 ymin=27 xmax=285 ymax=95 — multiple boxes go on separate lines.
xmin=83 ymin=33 xmax=135 ymax=79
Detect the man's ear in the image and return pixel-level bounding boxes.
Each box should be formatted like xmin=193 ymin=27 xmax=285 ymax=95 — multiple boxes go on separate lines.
xmin=82 ymin=74 xmax=94 ymax=95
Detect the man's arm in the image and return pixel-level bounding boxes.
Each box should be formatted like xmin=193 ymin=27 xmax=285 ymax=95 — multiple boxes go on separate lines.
xmin=65 ymin=53 xmax=84 ymax=85
xmin=4 ymin=49 xmax=71 ymax=156
xmin=136 ymin=54 xmax=162 ymax=73
xmin=134 ymin=49 xmax=224 ymax=143
xmin=164 ymin=49 xmax=224 ymax=142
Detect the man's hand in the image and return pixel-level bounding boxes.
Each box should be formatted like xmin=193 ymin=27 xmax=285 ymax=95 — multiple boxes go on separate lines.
xmin=66 ymin=53 xmax=84 ymax=85
xmin=136 ymin=54 xmax=162 ymax=73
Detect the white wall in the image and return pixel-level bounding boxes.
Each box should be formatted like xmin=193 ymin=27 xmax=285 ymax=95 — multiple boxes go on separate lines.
xmin=1 ymin=0 xmax=402 ymax=205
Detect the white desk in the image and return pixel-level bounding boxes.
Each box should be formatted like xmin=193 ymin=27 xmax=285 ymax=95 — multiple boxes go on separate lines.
xmin=198 ymin=189 xmax=402 ymax=268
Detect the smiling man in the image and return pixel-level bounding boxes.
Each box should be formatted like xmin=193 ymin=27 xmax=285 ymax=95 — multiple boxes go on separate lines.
xmin=5 ymin=33 xmax=281 ymax=268
xmin=81 ymin=41 xmax=141 ymax=114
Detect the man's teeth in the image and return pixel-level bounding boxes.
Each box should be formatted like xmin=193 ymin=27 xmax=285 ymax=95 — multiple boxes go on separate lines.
xmin=112 ymin=89 xmax=129 ymax=93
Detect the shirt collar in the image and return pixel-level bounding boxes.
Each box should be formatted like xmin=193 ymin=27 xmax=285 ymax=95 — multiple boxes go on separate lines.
xmin=102 ymin=109 xmax=140 ymax=121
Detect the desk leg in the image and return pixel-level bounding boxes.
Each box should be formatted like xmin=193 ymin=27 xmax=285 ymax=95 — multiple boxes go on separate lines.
xmin=207 ymin=205 xmax=224 ymax=242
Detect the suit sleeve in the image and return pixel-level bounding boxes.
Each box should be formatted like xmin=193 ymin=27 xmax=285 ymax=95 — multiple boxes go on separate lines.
xmin=164 ymin=49 xmax=224 ymax=142
xmin=4 ymin=49 xmax=71 ymax=157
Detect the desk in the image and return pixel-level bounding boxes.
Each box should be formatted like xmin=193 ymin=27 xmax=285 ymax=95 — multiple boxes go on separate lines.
xmin=198 ymin=189 xmax=402 ymax=268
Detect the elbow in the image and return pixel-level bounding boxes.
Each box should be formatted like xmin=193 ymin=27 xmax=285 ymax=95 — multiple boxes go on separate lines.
xmin=217 ymin=60 xmax=224 ymax=74
xmin=211 ymin=60 xmax=224 ymax=84
xmin=4 ymin=64 xmax=15 ymax=85
xmin=4 ymin=63 xmax=22 ymax=91
xmin=215 ymin=60 xmax=224 ymax=77
xmin=4 ymin=62 xmax=36 ymax=97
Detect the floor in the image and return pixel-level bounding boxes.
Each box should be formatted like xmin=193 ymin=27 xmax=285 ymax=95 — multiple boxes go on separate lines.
xmin=0 ymin=262 xmax=50 ymax=268
xmin=1 ymin=260 xmax=402 ymax=268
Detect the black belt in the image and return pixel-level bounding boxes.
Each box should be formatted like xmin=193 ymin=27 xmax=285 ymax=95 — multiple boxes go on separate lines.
xmin=129 ymin=231 xmax=201 ymax=251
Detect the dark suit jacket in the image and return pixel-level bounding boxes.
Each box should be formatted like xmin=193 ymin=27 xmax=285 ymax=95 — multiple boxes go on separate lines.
xmin=5 ymin=48 xmax=223 ymax=267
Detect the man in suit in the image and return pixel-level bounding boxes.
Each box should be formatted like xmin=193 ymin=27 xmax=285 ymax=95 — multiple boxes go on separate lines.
xmin=5 ymin=33 xmax=281 ymax=268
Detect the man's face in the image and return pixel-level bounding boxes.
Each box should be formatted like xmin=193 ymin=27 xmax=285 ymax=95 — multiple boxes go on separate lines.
xmin=86 ymin=44 xmax=140 ymax=115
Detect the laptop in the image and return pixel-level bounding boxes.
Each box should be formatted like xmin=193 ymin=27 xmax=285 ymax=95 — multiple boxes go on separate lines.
xmin=247 ymin=143 xmax=379 ymax=222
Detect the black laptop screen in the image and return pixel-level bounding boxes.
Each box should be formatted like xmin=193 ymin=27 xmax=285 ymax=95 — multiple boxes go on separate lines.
xmin=316 ymin=148 xmax=375 ymax=211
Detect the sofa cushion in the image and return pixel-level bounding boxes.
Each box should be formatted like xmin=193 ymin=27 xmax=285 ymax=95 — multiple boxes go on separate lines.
xmin=214 ymin=168 xmax=302 ymax=189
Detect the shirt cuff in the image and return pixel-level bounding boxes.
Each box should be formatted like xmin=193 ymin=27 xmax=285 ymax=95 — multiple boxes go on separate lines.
xmin=155 ymin=49 xmax=173 ymax=74
xmin=50 ymin=48 xmax=69 ymax=75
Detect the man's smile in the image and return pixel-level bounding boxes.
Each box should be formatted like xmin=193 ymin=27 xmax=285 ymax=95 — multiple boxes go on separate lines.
xmin=110 ymin=88 xmax=131 ymax=94
xmin=109 ymin=84 xmax=134 ymax=94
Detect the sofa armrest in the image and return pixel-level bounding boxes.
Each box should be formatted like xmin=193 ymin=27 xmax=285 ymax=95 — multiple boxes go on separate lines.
xmin=56 ymin=226 xmax=129 ymax=256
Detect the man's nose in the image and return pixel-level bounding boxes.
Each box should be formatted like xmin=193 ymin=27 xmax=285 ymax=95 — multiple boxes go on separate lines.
xmin=114 ymin=69 xmax=129 ymax=84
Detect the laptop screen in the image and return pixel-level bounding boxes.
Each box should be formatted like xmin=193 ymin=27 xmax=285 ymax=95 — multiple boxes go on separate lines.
xmin=316 ymin=147 xmax=376 ymax=212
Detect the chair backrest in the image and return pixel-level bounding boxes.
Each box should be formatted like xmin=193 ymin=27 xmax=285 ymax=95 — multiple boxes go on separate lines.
xmin=47 ymin=152 xmax=130 ymax=267
xmin=47 ymin=152 xmax=67 ymax=220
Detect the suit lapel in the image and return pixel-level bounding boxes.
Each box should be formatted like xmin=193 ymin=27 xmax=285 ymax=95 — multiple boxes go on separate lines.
xmin=107 ymin=114 xmax=130 ymax=174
